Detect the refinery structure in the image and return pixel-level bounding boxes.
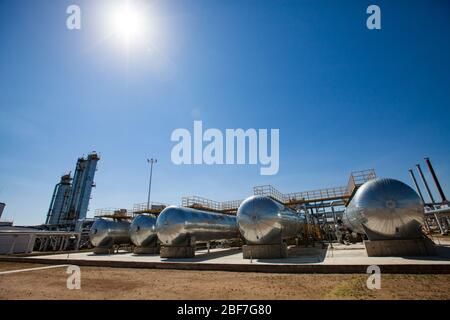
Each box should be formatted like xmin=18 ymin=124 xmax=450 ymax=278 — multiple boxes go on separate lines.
xmin=0 ymin=152 xmax=449 ymax=275
xmin=88 ymin=163 xmax=448 ymax=259
xmin=45 ymin=152 xmax=99 ymax=229
xmin=0 ymin=152 xmax=100 ymax=254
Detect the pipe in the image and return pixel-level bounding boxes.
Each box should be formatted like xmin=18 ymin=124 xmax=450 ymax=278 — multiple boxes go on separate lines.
xmin=46 ymin=183 xmax=61 ymax=224
xmin=425 ymin=157 xmax=447 ymax=203
xmin=425 ymin=206 xmax=450 ymax=216
xmin=329 ymin=200 xmax=345 ymax=223
xmin=408 ymin=169 xmax=425 ymax=203
xmin=416 ymin=164 xmax=435 ymax=204
xmin=434 ymin=213 xmax=446 ymax=234
xmin=0 ymin=202 xmax=5 ymax=220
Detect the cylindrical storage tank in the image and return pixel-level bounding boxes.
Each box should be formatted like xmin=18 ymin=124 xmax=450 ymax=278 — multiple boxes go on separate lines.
xmin=156 ymin=206 xmax=239 ymax=246
xmin=237 ymin=195 xmax=305 ymax=245
xmin=343 ymin=178 xmax=425 ymax=240
xmin=130 ymin=214 xmax=158 ymax=247
xmin=89 ymin=218 xmax=131 ymax=249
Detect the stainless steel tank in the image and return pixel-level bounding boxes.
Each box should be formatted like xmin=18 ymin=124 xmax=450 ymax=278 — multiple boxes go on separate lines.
xmin=89 ymin=218 xmax=131 ymax=248
xmin=237 ymin=195 xmax=305 ymax=245
xmin=156 ymin=206 xmax=239 ymax=246
xmin=343 ymin=178 xmax=425 ymax=240
xmin=129 ymin=214 xmax=158 ymax=247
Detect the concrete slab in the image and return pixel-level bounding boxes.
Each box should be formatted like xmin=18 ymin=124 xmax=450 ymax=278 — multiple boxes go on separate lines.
xmin=364 ymin=238 xmax=437 ymax=257
xmin=133 ymin=246 xmax=159 ymax=254
xmin=160 ymin=246 xmax=195 ymax=258
xmin=242 ymin=244 xmax=287 ymax=259
xmin=1 ymin=242 xmax=449 ymax=274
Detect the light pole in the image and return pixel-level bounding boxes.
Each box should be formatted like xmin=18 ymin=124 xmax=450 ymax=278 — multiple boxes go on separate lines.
xmin=147 ymin=158 xmax=157 ymax=210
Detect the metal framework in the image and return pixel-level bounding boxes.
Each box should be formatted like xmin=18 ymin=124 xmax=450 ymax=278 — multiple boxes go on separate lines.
xmin=408 ymin=157 xmax=449 ymax=235
xmin=181 ymin=196 xmax=243 ymax=214
xmin=0 ymin=230 xmax=81 ymax=254
xmin=180 ymin=170 xmax=377 ymax=219
xmin=254 ymin=169 xmax=376 ymax=207
xmin=424 ymin=205 xmax=450 ymax=235
xmin=254 ymin=185 xmax=349 ymax=205
xmin=132 ymin=202 xmax=168 ymax=215
xmin=347 ymin=169 xmax=377 ymax=198
xmin=94 ymin=208 xmax=135 ymax=220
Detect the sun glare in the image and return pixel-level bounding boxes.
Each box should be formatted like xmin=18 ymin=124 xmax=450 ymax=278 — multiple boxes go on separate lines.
xmin=110 ymin=2 xmax=146 ymax=45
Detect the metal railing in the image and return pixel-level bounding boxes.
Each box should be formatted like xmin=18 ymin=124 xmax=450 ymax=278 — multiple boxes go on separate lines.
xmin=254 ymin=185 xmax=349 ymax=203
xmin=253 ymin=185 xmax=285 ymax=203
xmin=253 ymin=170 xmax=376 ymax=205
xmin=181 ymin=196 xmax=243 ymax=212
xmin=347 ymin=169 xmax=376 ymax=194
xmin=284 ymin=186 xmax=349 ymax=203
xmin=94 ymin=208 xmax=133 ymax=217
xmin=221 ymin=199 xmax=244 ymax=211
xmin=181 ymin=196 xmax=222 ymax=211
xmin=132 ymin=202 xmax=168 ymax=213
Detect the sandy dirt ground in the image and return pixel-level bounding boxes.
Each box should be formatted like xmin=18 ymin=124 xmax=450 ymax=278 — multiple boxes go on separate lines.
xmin=0 ymin=262 xmax=449 ymax=300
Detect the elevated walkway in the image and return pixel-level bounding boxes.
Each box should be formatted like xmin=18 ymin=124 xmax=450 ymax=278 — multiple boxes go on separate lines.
xmin=253 ymin=169 xmax=376 ymax=207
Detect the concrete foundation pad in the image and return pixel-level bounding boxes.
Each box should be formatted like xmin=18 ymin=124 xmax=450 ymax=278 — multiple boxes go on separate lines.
xmin=133 ymin=246 xmax=160 ymax=254
xmin=160 ymin=246 xmax=195 ymax=258
xmin=93 ymin=247 xmax=112 ymax=255
xmin=364 ymin=238 xmax=437 ymax=257
xmin=2 ymin=241 xmax=449 ymax=274
xmin=243 ymin=244 xmax=288 ymax=259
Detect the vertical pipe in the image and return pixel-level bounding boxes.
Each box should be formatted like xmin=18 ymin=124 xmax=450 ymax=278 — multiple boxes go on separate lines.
xmin=0 ymin=202 xmax=5 ymax=220
xmin=422 ymin=216 xmax=430 ymax=233
xmin=416 ymin=164 xmax=435 ymax=204
xmin=434 ymin=213 xmax=445 ymax=234
xmin=425 ymin=157 xmax=447 ymax=203
xmin=408 ymin=170 xmax=425 ymax=202
xmin=147 ymin=161 xmax=153 ymax=209
xmin=147 ymin=158 xmax=157 ymax=210
xmin=46 ymin=183 xmax=60 ymax=224
xmin=76 ymin=234 xmax=81 ymax=251
xmin=331 ymin=206 xmax=336 ymax=224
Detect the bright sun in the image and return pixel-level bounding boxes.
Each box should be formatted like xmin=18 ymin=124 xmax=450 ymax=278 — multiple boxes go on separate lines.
xmin=110 ymin=3 xmax=146 ymax=45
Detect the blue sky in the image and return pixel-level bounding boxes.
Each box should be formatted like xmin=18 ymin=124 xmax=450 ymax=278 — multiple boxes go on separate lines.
xmin=1 ymin=0 xmax=449 ymax=225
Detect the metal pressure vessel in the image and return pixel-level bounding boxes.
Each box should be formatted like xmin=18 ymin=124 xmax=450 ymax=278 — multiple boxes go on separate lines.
xmin=89 ymin=218 xmax=131 ymax=248
xmin=156 ymin=206 xmax=239 ymax=246
xmin=129 ymin=214 xmax=158 ymax=247
xmin=342 ymin=178 xmax=425 ymax=240
xmin=237 ymin=195 xmax=305 ymax=245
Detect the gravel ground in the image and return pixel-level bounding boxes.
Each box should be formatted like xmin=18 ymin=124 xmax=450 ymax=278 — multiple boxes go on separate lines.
xmin=0 ymin=262 xmax=449 ymax=300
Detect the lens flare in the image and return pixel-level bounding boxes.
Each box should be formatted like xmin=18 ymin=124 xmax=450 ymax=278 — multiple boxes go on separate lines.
xmin=110 ymin=2 xmax=146 ymax=45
